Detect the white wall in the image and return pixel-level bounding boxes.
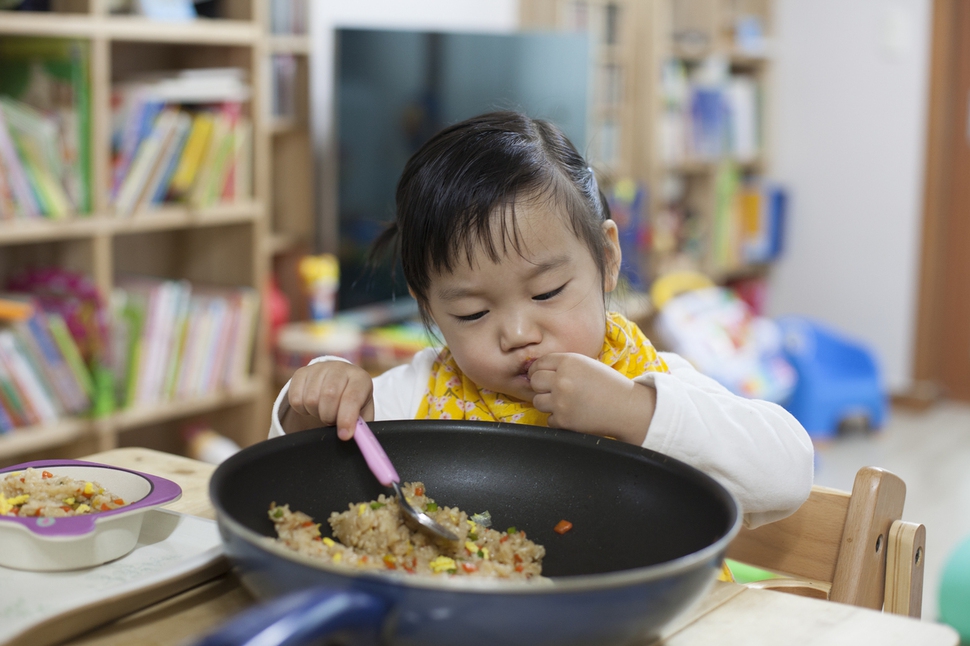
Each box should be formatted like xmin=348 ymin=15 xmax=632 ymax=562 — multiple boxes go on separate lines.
xmin=309 ymin=1 xmax=520 ymax=252
xmin=765 ymin=0 xmax=932 ymax=392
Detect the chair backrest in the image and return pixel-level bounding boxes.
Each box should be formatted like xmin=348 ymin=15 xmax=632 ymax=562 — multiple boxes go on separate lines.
xmin=726 ymin=466 xmax=925 ymax=617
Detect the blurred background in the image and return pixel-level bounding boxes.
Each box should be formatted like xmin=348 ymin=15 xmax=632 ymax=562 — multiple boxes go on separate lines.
xmin=2 ymin=0 xmax=969 ymax=634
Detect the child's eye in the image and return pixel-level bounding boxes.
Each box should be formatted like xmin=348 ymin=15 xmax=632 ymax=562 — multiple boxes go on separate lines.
xmin=455 ymin=311 xmax=487 ymax=322
xmin=534 ymin=284 xmax=566 ymax=301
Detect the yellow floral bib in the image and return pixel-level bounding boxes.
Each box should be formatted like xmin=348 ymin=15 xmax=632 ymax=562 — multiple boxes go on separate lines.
xmin=416 ymin=312 xmax=669 ymax=425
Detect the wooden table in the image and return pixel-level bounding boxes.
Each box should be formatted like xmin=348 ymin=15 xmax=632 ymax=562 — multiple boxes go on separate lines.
xmin=58 ymin=448 xmax=960 ymax=646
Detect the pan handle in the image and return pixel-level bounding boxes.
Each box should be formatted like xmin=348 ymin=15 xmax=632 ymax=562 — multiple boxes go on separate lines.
xmin=192 ymin=588 xmax=388 ymax=646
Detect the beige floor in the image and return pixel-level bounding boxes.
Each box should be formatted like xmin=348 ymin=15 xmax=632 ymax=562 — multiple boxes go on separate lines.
xmin=812 ymin=399 xmax=970 ymax=623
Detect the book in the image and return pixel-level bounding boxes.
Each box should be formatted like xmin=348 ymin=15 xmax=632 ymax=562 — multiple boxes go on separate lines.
xmin=225 ymin=288 xmax=259 ymax=386
xmin=118 ymin=286 xmax=149 ymax=408
xmin=47 ymin=312 xmax=95 ymax=400
xmin=162 ymin=286 xmax=192 ymax=400
xmin=112 ymin=93 xmax=164 ymax=199
xmin=145 ymin=280 xmax=190 ymax=403
xmin=0 ymin=296 xmax=33 ymax=322
xmin=0 ymin=37 xmax=92 ymax=214
xmin=168 ymin=111 xmax=215 ymax=200
xmin=146 ymin=111 xmax=192 ymax=205
xmin=190 ymin=103 xmax=240 ymax=208
xmin=114 ymin=107 xmax=181 ymax=217
xmin=1 ymin=98 xmax=75 ymax=218
xmin=0 ymin=330 xmax=60 ymax=424
xmin=0 ymin=103 xmax=42 ymax=217
xmin=0 ymin=136 xmax=20 ymax=220
xmin=0 ymin=396 xmax=14 ymax=433
xmin=16 ymin=307 xmax=90 ymax=414
xmin=174 ymin=296 xmax=205 ymax=399
xmin=0 ymin=354 xmax=32 ymax=427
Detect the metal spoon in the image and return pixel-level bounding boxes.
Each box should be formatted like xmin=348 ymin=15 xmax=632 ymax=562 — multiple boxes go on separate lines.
xmin=352 ymin=417 xmax=459 ymax=542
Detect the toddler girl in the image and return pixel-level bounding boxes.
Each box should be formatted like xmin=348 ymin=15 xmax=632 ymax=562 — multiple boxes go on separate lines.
xmin=270 ymin=111 xmax=813 ymax=528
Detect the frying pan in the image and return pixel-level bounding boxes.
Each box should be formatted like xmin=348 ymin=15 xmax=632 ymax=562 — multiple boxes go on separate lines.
xmin=201 ymin=420 xmax=741 ymax=646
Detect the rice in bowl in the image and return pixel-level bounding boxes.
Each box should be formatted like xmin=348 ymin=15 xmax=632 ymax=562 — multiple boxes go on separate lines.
xmin=270 ymin=482 xmax=545 ymax=579
xmin=1 ymin=467 xmax=128 ymax=517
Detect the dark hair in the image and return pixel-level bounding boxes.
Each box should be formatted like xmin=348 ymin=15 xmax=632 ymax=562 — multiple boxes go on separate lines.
xmin=373 ymin=111 xmax=612 ymax=321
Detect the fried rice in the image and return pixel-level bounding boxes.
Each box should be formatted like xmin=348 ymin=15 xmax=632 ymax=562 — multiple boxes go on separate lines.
xmin=269 ymin=482 xmax=545 ymax=579
xmin=0 ymin=467 xmax=128 ymax=517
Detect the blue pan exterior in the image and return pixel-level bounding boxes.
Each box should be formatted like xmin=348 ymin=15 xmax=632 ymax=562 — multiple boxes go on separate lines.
xmin=219 ymin=516 xmax=725 ymax=646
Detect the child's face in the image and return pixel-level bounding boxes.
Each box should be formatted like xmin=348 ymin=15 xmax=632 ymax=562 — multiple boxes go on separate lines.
xmin=425 ymin=200 xmax=621 ymax=403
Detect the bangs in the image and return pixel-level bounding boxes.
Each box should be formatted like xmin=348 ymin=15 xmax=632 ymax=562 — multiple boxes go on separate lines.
xmin=437 ymin=171 xmax=602 ymax=278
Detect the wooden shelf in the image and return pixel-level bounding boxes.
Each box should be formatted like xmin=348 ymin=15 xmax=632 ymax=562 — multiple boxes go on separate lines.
xmin=268 ymin=117 xmax=303 ymax=135
xmin=0 ymin=378 xmax=264 ymax=461
xmin=0 ymin=418 xmax=91 ymax=459
xmin=110 ymin=377 xmax=264 ymax=431
xmin=266 ymin=231 xmax=309 ymax=255
xmin=663 ymin=158 xmax=766 ymax=174
xmin=0 ymin=12 xmax=259 ymax=44
xmin=0 ymin=202 xmax=263 ymax=244
xmin=266 ymin=34 xmax=310 ymax=54
xmin=0 ymin=0 xmax=315 ymax=462
xmin=522 ymin=0 xmax=776 ymax=286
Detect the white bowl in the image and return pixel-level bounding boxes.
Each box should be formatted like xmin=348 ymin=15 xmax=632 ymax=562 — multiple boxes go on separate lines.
xmin=0 ymin=459 xmax=182 ymax=571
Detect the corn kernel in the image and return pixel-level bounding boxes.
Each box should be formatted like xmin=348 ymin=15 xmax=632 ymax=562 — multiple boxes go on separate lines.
xmin=332 ymin=552 xmax=342 ymax=563
xmin=429 ymin=556 xmax=456 ymax=573
xmin=64 ymin=497 xmax=75 ymax=506
xmin=83 ymin=482 xmax=94 ymax=495
xmin=358 ymin=504 xmax=366 ymax=516
xmin=75 ymin=504 xmax=91 ymax=513
xmin=322 ymin=537 xmax=335 ymax=547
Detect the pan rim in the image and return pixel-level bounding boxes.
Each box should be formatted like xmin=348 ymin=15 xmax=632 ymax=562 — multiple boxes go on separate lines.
xmin=211 ymin=420 xmax=743 ymax=595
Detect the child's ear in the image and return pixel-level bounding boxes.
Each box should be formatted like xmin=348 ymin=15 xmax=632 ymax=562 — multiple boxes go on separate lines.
xmin=602 ymin=220 xmax=622 ymax=293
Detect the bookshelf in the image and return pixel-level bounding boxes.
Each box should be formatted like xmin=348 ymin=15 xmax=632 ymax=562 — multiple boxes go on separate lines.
xmin=0 ymin=0 xmax=314 ymax=466
xmin=520 ymin=0 xmax=777 ymax=289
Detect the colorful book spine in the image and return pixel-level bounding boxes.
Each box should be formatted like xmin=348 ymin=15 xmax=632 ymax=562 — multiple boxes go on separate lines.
xmin=47 ymin=312 xmax=95 ymax=399
xmin=0 ymin=330 xmax=60 ymax=424
xmin=0 ymin=355 xmax=31 ymax=427
xmin=0 ymin=37 xmax=91 ymax=214
xmin=114 ymin=108 xmax=180 ymax=217
xmin=20 ymin=311 xmax=90 ymax=414
xmin=112 ymin=95 xmax=164 ymax=199
xmin=0 ymin=105 xmax=41 ymax=217
xmin=0 ymin=396 xmax=14 ymax=433
xmin=168 ymin=111 xmax=215 ymax=200
xmin=0 ymin=98 xmax=73 ymax=219
xmin=190 ymin=102 xmax=241 ymax=208
xmin=148 ymin=111 xmax=193 ymax=205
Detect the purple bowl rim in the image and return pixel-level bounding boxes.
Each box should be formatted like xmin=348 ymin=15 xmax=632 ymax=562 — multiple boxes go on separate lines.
xmin=0 ymin=459 xmax=182 ymax=537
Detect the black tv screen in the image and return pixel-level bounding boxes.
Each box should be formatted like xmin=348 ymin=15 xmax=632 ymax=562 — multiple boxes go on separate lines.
xmin=335 ymin=27 xmax=590 ymax=312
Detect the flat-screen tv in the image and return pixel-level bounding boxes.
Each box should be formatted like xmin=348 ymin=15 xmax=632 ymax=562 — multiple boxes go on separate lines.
xmin=335 ymin=27 xmax=590 ymax=313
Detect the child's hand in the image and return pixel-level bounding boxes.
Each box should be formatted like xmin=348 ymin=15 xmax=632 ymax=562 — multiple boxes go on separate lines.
xmin=528 ymin=353 xmax=656 ymax=445
xmin=287 ymin=361 xmax=375 ymax=440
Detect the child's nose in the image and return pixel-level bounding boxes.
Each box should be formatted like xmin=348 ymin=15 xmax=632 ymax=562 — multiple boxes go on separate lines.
xmin=499 ymin=312 xmax=541 ymax=352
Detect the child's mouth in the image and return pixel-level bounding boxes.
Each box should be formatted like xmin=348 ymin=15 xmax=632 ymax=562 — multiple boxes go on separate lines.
xmin=518 ymin=358 xmax=537 ymax=383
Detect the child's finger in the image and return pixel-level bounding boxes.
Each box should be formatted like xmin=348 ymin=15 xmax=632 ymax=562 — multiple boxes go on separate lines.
xmin=287 ymin=368 xmax=312 ymax=416
xmin=335 ymin=391 xmax=369 ymax=441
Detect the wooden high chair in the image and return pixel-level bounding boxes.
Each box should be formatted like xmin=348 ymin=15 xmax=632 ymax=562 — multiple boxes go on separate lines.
xmin=726 ymin=466 xmax=926 ymax=617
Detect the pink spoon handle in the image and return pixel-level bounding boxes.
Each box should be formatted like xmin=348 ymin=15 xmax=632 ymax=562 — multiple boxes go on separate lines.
xmin=352 ymin=417 xmax=399 ymax=487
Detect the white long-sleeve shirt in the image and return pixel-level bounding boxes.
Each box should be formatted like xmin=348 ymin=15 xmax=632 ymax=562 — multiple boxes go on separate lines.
xmin=270 ymin=348 xmax=814 ymax=529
